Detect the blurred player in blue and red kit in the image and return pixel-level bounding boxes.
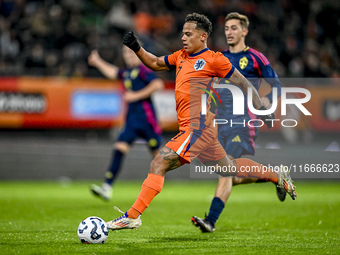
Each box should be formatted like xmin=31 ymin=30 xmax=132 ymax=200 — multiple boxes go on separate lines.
xmin=192 ymin=12 xmax=287 ymax=233
xmin=88 ymin=46 xmax=163 ymax=201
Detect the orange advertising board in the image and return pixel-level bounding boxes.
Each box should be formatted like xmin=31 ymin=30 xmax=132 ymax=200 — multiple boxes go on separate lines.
xmin=0 ymin=78 xmax=339 ymax=132
xmin=0 ymin=77 xmax=125 ymax=129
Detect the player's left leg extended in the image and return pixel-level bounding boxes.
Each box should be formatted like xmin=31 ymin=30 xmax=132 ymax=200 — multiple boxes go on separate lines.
xmin=106 ymin=146 xmax=182 ymax=230
xmin=192 ymin=146 xmax=295 ymax=232
xmin=226 ymin=134 xmax=287 ymax=201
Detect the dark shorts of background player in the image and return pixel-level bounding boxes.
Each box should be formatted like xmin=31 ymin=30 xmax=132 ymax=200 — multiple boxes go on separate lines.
xmin=218 ymin=126 xmax=256 ymax=159
xmin=117 ymin=123 xmax=162 ymax=151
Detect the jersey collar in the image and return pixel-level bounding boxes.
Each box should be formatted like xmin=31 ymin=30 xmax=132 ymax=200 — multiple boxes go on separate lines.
xmin=189 ymin=48 xmax=209 ymax=57
xmin=224 ymin=46 xmax=249 ymax=55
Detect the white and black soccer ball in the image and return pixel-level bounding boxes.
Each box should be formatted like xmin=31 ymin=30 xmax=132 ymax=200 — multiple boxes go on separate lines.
xmin=77 ymin=216 xmax=109 ymax=244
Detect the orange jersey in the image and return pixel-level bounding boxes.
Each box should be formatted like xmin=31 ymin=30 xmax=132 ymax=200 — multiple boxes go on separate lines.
xmin=165 ymin=48 xmax=235 ymax=130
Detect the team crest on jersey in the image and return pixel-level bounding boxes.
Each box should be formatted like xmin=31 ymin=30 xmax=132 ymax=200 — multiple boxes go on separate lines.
xmin=239 ymin=56 xmax=248 ymax=69
xmin=194 ymin=59 xmax=206 ymax=71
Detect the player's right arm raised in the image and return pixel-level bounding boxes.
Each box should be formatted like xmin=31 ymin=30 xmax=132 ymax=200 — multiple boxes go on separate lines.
xmin=123 ymin=31 xmax=169 ymax=72
xmin=88 ymin=50 xmax=119 ymax=80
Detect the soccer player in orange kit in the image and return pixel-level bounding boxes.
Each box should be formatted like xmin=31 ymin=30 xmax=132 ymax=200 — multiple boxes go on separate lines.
xmin=105 ymin=13 xmax=296 ymax=230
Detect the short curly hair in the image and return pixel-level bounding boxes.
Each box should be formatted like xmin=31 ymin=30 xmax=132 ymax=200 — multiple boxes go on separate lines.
xmin=185 ymin=13 xmax=212 ymax=36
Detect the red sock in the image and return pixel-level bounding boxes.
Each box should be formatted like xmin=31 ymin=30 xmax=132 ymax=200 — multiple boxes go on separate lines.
xmin=127 ymin=173 xmax=164 ymax=219
xmin=235 ymin=158 xmax=278 ymax=183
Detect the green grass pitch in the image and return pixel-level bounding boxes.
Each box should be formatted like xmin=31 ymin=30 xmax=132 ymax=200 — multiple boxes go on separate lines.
xmin=0 ymin=180 xmax=339 ymax=254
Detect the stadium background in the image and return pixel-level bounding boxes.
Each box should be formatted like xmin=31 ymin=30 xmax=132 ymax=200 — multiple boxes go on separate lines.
xmin=0 ymin=0 xmax=339 ymax=181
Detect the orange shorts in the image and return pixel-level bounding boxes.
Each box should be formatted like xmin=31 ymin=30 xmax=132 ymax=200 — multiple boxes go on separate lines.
xmin=165 ymin=122 xmax=226 ymax=164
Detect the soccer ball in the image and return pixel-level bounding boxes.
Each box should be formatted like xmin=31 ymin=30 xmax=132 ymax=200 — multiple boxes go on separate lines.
xmin=77 ymin=216 xmax=109 ymax=244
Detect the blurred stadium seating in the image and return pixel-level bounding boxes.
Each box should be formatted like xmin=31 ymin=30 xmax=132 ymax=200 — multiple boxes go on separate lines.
xmin=0 ymin=0 xmax=339 ymax=78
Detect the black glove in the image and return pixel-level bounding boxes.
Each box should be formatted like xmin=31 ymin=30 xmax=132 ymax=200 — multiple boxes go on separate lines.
xmin=259 ymin=106 xmax=275 ymax=129
xmin=123 ymin=31 xmax=141 ymax=52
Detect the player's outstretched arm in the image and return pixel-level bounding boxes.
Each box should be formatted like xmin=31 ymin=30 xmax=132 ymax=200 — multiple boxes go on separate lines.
xmin=124 ymin=78 xmax=164 ymax=103
xmin=88 ymin=50 xmax=119 ymax=80
xmin=228 ymin=68 xmax=262 ymax=110
xmin=123 ymin=31 xmax=169 ymax=72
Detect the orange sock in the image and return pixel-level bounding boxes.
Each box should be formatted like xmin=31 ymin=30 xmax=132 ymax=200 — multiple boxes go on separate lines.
xmin=235 ymin=158 xmax=278 ymax=183
xmin=127 ymin=173 xmax=164 ymax=219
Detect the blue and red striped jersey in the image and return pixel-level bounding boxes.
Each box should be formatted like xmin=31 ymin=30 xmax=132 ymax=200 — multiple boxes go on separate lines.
xmin=216 ymin=47 xmax=282 ymax=135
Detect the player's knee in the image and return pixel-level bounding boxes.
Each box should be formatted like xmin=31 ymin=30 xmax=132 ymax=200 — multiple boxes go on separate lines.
xmin=205 ymin=157 xmax=237 ymax=177
xmin=232 ymin=177 xmax=243 ymax=186
xmin=150 ymin=147 xmax=181 ymax=176
xmin=114 ymin=142 xmax=130 ymax=154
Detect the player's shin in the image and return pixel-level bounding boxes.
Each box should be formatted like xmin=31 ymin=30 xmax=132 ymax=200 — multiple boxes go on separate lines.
xmin=106 ymin=150 xmax=125 ymax=185
xmin=235 ymin=158 xmax=278 ymax=183
xmin=127 ymin=173 xmax=164 ymax=218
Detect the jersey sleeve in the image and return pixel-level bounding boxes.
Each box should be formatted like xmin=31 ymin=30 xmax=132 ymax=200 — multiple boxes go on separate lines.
xmin=164 ymin=49 xmax=182 ymax=70
xmin=213 ymin=52 xmax=235 ymax=78
xmin=255 ymin=54 xmax=282 ymax=103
